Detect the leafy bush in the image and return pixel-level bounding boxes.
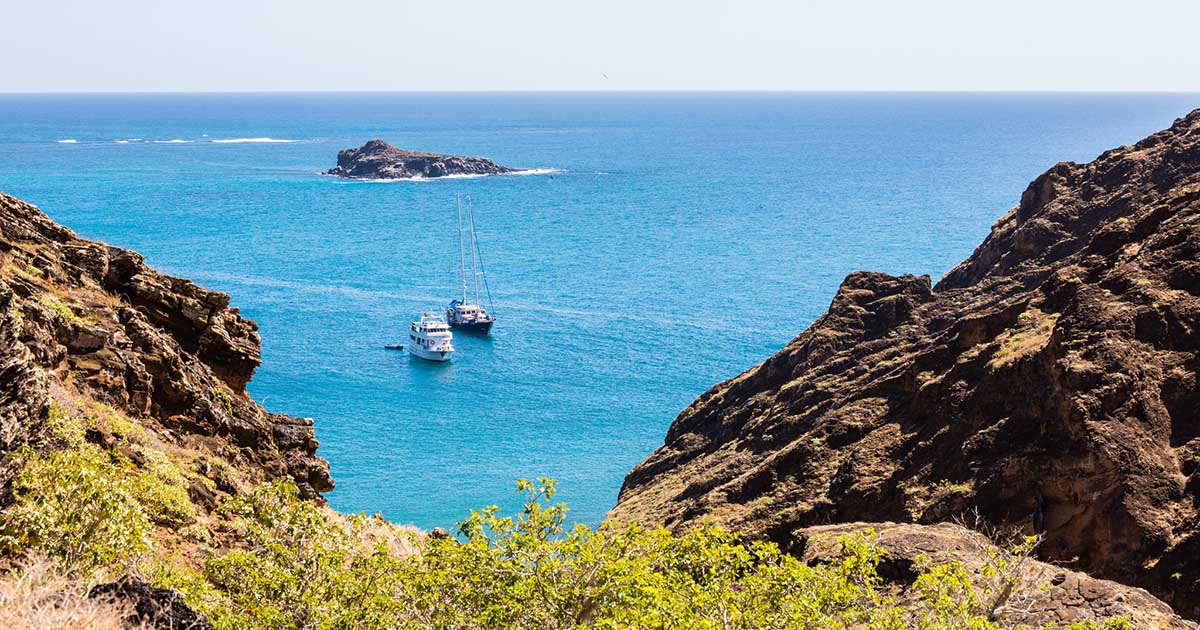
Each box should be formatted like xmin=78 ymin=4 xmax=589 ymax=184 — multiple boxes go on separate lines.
xmin=0 ymin=397 xmax=1135 ymax=630
xmin=0 ymin=408 xmax=1134 ymax=630
xmin=191 ymin=480 xmax=405 ymax=629
xmin=178 ymin=478 xmax=1128 ymax=630
xmin=128 ymin=449 xmax=197 ymax=528
xmin=44 ymin=402 xmax=87 ymax=448
xmin=0 ymin=445 xmax=151 ymax=573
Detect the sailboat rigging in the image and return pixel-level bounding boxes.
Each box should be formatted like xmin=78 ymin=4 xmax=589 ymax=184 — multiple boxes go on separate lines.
xmin=447 ymin=194 xmax=497 ymax=334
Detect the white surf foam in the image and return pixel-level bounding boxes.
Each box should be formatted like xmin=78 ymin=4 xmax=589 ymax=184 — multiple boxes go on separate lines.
xmin=211 ymin=137 xmax=297 ymax=144
xmin=56 ymin=139 xmax=77 ymax=144
xmin=152 ymin=139 xmax=193 ymax=144
xmin=507 ymin=168 xmax=560 ymax=176
xmin=325 ymin=168 xmax=559 ymax=183
xmin=323 ymin=172 xmax=491 ymax=183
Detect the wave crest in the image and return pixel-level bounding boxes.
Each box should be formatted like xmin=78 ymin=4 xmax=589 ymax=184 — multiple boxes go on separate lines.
xmin=211 ymin=137 xmax=296 ymax=144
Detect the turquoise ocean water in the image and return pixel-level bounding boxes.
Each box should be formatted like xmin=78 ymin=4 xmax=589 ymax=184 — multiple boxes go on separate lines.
xmin=0 ymin=93 xmax=1195 ymax=528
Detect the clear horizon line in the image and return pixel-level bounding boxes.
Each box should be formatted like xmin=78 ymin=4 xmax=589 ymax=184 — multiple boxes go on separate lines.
xmin=2 ymin=88 xmax=1199 ymax=96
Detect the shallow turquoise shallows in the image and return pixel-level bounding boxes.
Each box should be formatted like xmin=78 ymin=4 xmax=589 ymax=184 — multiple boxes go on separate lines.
xmin=0 ymin=93 xmax=1195 ymax=528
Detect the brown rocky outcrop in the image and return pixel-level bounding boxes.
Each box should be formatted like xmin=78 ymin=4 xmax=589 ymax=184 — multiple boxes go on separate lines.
xmin=612 ymin=109 xmax=1200 ymax=618
xmin=0 ymin=191 xmax=332 ymax=500
xmin=326 ymin=139 xmax=517 ymax=179
xmin=797 ymin=522 xmax=1195 ymax=630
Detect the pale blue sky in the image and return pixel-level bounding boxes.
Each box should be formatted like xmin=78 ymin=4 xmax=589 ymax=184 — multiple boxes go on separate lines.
xmin=5 ymin=0 xmax=1198 ymax=92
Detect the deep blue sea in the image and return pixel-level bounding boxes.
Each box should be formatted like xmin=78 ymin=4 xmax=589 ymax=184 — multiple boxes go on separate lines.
xmin=0 ymin=93 xmax=1195 ymax=528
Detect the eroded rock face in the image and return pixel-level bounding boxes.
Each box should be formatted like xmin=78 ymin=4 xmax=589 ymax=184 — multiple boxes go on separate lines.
xmin=612 ymin=110 xmax=1200 ymax=618
xmin=0 ymin=192 xmax=333 ymax=499
xmin=326 ymin=139 xmax=517 ymax=179
xmin=796 ymin=522 xmax=1196 ymax=630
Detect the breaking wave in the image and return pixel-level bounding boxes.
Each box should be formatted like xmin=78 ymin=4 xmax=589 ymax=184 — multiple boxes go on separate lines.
xmin=211 ymin=137 xmax=297 ymax=144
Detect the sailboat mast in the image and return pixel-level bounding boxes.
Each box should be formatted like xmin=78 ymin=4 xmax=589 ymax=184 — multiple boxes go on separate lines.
xmin=455 ymin=194 xmax=468 ymax=303
xmin=467 ymin=196 xmax=481 ymax=306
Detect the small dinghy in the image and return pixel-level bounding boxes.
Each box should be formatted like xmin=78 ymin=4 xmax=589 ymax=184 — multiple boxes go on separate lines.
xmin=407 ymin=313 xmax=454 ymax=362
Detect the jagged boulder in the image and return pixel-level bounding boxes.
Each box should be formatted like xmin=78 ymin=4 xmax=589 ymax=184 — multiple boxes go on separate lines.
xmin=90 ymin=577 xmax=214 ymax=630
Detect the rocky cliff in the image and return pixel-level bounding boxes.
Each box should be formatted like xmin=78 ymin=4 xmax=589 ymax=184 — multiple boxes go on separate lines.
xmin=612 ymin=109 xmax=1200 ymax=618
xmin=0 ymin=191 xmax=332 ymax=502
xmin=326 ymin=140 xmax=516 ymax=179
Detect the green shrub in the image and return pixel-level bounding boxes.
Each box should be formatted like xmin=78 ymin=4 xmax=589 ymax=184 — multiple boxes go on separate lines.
xmin=211 ymin=385 xmax=234 ymax=416
xmin=88 ymin=403 xmax=148 ymax=445
xmin=37 ymin=294 xmax=83 ymax=326
xmin=0 ymin=446 xmax=151 ymax=573
xmin=128 ymin=449 xmax=197 ymax=528
xmin=179 ymin=478 xmax=1129 ymax=630
xmin=44 ymin=402 xmax=87 ymax=448
xmin=198 ymin=480 xmax=406 ymax=630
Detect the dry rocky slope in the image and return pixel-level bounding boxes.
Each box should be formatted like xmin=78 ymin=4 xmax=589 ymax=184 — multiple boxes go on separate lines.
xmin=613 ymin=110 xmax=1200 ymax=619
xmin=0 ymin=191 xmax=332 ymax=503
xmin=326 ymin=139 xmax=516 ymax=179
xmin=799 ymin=522 xmax=1192 ymax=629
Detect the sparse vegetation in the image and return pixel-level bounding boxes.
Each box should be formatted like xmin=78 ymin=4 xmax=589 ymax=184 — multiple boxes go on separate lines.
xmin=988 ymin=307 xmax=1060 ymax=370
xmin=212 ymin=385 xmax=235 ymax=415
xmin=932 ymin=479 xmax=974 ymax=498
xmin=37 ymin=293 xmax=83 ymax=326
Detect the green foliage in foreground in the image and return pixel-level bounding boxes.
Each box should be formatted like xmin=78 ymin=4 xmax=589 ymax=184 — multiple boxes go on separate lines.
xmin=164 ymin=479 xmax=1126 ymax=630
xmin=0 ymin=411 xmax=1130 ymax=630
xmin=0 ymin=404 xmax=198 ymax=572
xmin=0 ymin=445 xmax=152 ymax=572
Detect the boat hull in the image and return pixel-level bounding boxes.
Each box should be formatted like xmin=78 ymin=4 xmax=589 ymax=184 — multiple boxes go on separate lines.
xmin=407 ymin=346 xmax=453 ymax=362
xmin=449 ymin=319 xmax=494 ymax=334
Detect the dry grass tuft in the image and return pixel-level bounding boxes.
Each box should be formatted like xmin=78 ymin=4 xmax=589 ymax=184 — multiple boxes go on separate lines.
xmin=988 ymin=307 xmax=1060 ymax=370
xmin=0 ymin=556 xmax=139 ymax=630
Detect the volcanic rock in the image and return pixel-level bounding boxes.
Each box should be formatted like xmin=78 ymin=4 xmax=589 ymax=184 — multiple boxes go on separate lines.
xmin=611 ymin=109 xmax=1200 ymax=618
xmin=797 ymin=522 xmax=1196 ymax=629
xmin=326 ymin=139 xmax=516 ymax=179
xmin=90 ymin=577 xmax=214 ymax=630
xmin=0 ymin=191 xmax=333 ymax=500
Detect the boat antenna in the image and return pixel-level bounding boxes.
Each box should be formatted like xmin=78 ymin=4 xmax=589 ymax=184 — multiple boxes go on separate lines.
xmin=467 ymin=195 xmax=482 ymax=307
xmin=455 ymin=193 xmax=468 ymax=303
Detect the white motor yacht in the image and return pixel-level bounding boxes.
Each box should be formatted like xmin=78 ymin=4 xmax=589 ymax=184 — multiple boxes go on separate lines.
xmin=407 ymin=312 xmax=455 ymax=362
